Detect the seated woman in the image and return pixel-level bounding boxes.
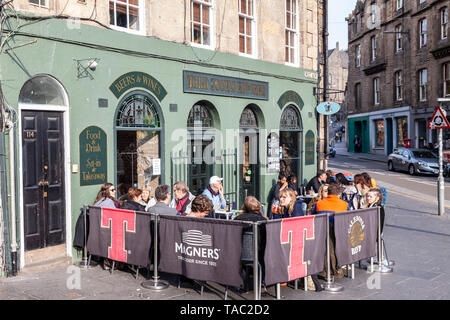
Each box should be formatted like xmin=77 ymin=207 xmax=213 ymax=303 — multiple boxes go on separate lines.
xmin=120 ymin=187 xmax=146 ymax=212
xmin=234 ymin=196 xmax=267 ymax=292
xmin=188 ymin=195 xmax=213 ymax=218
xmin=307 ymin=184 xmax=329 ymax=216
xmin=94 ymin=183 xmax=120 ymax=208
xmin=139 ymin=187 xmax=157 ymax=211
xmin=276 ymin=189 xmax=304 ymax=219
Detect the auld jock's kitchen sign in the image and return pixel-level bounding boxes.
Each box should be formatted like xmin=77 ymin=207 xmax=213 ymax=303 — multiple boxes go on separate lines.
xmin=79 ymin=126 xmax=107 ymax=186
xmin=183 ymin=70 xmax=269 ymax=100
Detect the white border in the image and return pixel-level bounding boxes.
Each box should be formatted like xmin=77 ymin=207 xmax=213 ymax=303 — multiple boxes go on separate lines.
xmin=18 ymin=102 xmax=72 ymax=268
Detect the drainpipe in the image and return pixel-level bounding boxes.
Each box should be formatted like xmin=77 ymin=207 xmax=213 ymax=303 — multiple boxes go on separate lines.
xmin=5 ymin=119 xmax=17 ymax=276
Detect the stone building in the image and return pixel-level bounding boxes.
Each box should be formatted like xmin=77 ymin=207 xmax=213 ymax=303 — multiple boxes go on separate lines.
xmin=346 ymin=0 xmax=450 ymax=155
xmin=0 ymin=0 xmax=325 ymax=275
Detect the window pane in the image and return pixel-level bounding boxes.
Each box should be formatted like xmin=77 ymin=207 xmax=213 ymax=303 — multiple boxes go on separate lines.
xmin=129 ymin=0 xmax=138 ymax=5
xmin=109 ymin=2 xmax=115 ymax=25
xmin=248 ymin=0 xmax=253 ymax=16
xmin=193 ymin=3 xmax=200 ymax=22
xmin=286 ymin=11 xmax=291 ymax=29
xmin=246 ymin=37 xmax=252 ymax=54
xmin=239 ymin=35 xmax=245 ymax=53
xmin=240 ymin=0 xmax=247 ymax=15
xmin=193 ymin=23 xmax=201 ymax=43
xmin=116 ymin=3 xmax=127 ymax=28
xmin=202 ymin=5 xmax=209 ymax=25
xmin=203 ymin=26 xmax=210 ymax=45
xmin=285 ymin=47 xmax=289 ymax=62
xmin=239 ymin=16 xmax=245 ymax=34
xmin=246 ymin=19 xmax=252 ymax=36
xmin=129 ymin=6 xmax=139 ymax=30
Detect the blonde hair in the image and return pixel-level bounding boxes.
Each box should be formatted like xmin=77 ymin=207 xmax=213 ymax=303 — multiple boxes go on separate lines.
xmin=279 ymin=188 xmax=297 ymax=215
xmin=307 ymin=184 xmax=329 ymax=215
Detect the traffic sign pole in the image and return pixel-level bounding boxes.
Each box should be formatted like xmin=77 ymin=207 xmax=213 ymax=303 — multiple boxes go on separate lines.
xmin=438 ymin=128 xmax=445 ymax=216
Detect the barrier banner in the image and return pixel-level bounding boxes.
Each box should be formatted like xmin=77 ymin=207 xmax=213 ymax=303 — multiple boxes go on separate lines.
xmin=334 ymin=208 xmax=378 ymax=266
xmin=159 ymin=215 xmax=244 ymax=287
xmin=264 ymin=215 xmax=327 ymax=286
xmin=87 ymin=206 xmax=152 ymax=267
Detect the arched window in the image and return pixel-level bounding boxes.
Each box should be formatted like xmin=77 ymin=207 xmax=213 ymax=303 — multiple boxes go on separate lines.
xmin=280 ymin=105 xmax=301 ymax=130
xmin=239 ymin=106 xmax=258 ymax=128
xmin=19 ymin=75 xmax=68 ymax=106
xmin=116 ymin=94 xmax=160 ymax=128
xmin=187 ymin=103 xmax=213 ymax=128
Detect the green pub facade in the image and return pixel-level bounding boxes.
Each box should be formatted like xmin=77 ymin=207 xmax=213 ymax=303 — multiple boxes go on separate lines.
xmin=0 ymin=15 xmax=319 ymax=273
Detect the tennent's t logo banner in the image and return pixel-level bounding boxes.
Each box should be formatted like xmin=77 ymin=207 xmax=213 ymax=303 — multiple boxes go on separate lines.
xmin=280 ymin=216 xmax=315 ymax=280
xmin=101 ymin=208 xmax=136 ymax=262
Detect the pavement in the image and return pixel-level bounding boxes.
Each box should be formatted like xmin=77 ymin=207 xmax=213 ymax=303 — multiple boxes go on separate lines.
xmin=332 ymin=140 xmax=388 ymax=163
xmin=0 ymin=191 xmax=449 ymax=302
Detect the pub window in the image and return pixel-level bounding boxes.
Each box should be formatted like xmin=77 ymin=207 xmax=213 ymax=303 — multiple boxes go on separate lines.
xmin=187 ymin=104 xmax=213 ymax=128
xmin=419 ymin=68 xmax=427 ymax=101
xmin=280 ymin=105 xmax=302 ymax=181
xmin=395 ymin=24 xmax=403 ymax=52
xmin=441 ymin=7 xmax=448 ymax=40
xmin=239 ymin=0 xmax=256 ymax=56
xmin=109 ymin=0 xmax=143 ymax=33
xmin=444 ymin=62 xmax=450 ymax=97
xmin=419 ymin=18 xmax=427 ymax=48
xmin=395 ymin=70 xmax=402 ymax=101
xmin=29 ymin=0 xmax=47 ymax=7
xmin=191 ymin=0 xmax=213 ymax=47
xmin=285 ymin=0 xmax=299 ymax=65
xmin=116 ymin=95 xmax=160 ymax=128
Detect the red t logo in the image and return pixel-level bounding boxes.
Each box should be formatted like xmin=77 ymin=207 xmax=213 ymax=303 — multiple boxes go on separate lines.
xmin=280 ymin=216 xmax=315 ymax=280
xmin=100 ymin=208 xmax=136 ymax=263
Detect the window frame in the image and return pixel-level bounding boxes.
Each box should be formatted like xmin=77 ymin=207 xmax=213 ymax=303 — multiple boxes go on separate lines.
xmin=419 ymin=18 xmax=427 ymax=48
xmin=28 ymin=0 xmax=48 ymax=8
xmin=191 ymin=0 xmax=215 ymax=49
xmin=396 ymin=0 xmax=403 ymax=11
xmin=419 ymin=68 xmax=427 ymax=101
xmin=355 ymin=44 xmax=361 ymax=67
xmin=285 ymin=0 xmax=299 ymax=67
xmin=371 ymin=35 xmax=377 ymax=62
xmin=395 ymin=70 xmax=403 ymax=101
xmin=373 ymin=77 xmax=380 ymax=105
xmin=441 ymin=7 xmax=448 ymax=40
xmin=395 ymin=24 xmax=403 ymax=52
xmin=371 ymin=2 xmax=377 ymax=25
xmin=109 ymin=0 xmax=146 ymax=36
xmin=238 ymin=0 xmax=257 ymax=58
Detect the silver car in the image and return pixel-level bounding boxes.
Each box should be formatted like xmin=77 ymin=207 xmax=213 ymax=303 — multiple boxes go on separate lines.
xmin=388 ymin=147 xmax=448 ymax=176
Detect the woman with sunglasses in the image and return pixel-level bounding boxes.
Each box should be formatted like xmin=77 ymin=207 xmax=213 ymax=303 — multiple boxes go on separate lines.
xmin=93 ymin=183 xmax=120 ymax=208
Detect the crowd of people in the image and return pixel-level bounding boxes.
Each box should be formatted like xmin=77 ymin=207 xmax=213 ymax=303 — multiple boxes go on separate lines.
xmin=91 ymin=169 xmax=386 ymax=293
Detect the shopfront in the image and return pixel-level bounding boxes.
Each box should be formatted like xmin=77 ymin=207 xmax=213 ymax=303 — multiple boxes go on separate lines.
xmin=0 ymin=17 xmax=318 ymax=271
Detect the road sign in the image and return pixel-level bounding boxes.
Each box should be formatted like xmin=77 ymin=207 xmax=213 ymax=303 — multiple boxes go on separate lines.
xmin=427 ymin=106 xmax=450 ymax=129
xmin=316 ymin=101 xmax=341 ymax=115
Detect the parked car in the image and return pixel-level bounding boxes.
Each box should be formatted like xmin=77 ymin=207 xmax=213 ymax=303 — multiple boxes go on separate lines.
xmin=388 ymin=147 xmax=449 ymax=176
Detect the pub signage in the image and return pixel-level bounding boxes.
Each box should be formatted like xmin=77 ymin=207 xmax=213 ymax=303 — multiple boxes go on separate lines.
xmin=79 ymin=126 xmax=107 ymax=186
xmin=109 ymin=72 xmax=167 ymax=101
xmin=183 ymin=70 xmax=269 ymax=100
xmin=305 ymin=130 xmax=315 ymax=166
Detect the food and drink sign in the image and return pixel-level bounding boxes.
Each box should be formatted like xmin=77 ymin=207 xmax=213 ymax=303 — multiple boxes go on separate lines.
xmin=183 ymin=70 xmax=269 ymax=100
xmin=305 ymin=130 xmax=315 ymax=166
xmin=79 ymin=126 xmax=107 ymax=186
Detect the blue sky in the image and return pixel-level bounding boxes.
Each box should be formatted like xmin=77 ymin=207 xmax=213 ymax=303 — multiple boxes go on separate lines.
xmin=328 ymin=0 xmax=358 ymax=50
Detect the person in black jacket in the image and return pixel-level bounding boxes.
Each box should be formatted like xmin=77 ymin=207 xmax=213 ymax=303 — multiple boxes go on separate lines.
xmin=234 ymin=196 xmax=267 ymax=292
xmin=306 ymin=170 xmax=327 ymax=194
xmin=120 ymin=187 xmax=146 ymax=212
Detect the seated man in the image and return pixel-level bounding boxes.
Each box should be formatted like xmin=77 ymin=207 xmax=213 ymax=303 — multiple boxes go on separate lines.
xmin=306 ymin=170 xmax=327 ymax=194
xmin=170 ymin=181 xmax=196 ymax=216
xmin=147 ymin=184 xmax=179 ymax=216
xmin=202 ymin=176 xmax=226 ymax=211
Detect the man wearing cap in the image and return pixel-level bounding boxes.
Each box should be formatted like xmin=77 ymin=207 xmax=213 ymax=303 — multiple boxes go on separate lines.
xmin=202 ymin=176 xmax=227 ymax=210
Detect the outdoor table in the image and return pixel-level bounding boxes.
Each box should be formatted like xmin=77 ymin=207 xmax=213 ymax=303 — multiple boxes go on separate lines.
xmin=297 ymin=194 xmax=317 ymax=205
xmin=212 ymin=210 xmax=238 ymax=220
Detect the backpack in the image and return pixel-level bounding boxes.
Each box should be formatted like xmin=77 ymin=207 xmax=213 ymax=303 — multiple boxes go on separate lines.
xmin=341 ymin=191 xmax=361 ymax=211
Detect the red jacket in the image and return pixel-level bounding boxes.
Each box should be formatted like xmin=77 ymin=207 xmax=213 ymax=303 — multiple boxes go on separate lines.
xmin=316 ymin=195 xmax=349 ymax=213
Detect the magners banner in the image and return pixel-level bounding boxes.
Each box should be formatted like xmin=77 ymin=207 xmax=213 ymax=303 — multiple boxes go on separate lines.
xmin=264 ymin=215 xmax=327 ymax=286
xmin=334 ymin=208 xmax=378 ymax=266
xmin=159 ymin=215 xmax=244 ymax=287
xmin=87 ymin=206 xmax=152 ymax=268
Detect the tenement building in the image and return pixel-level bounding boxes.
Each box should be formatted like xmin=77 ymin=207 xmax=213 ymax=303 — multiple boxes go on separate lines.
xmin=346 ymin=0 xmax=450 ymax=155
xmin=0 ymin=0 xmax=324 ymax=275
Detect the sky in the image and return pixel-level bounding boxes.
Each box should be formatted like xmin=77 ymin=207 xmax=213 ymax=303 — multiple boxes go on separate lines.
xmin=328 ymin=0 xmax=359 ymax=50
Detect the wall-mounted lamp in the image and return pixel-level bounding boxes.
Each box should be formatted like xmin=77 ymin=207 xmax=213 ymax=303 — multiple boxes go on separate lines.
xmin=74 ymin=58 xmax=100 ymax=79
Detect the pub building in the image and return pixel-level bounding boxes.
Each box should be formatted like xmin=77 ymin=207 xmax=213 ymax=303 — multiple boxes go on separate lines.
xmin=0 ymin=16 xmax=319 ymax=274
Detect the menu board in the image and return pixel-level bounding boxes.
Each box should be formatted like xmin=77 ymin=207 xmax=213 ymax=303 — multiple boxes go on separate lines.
xmin=79 ymin=126 xmax=107 ymax=186
xmin=267 ymin=133 xmax=280 ymax=173
xmin=305 ymin=130 xmax=315 ymax=166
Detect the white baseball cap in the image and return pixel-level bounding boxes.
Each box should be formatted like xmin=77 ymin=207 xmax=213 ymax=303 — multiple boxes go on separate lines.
xmin=209 ymin=176 xmax=223 ymax=185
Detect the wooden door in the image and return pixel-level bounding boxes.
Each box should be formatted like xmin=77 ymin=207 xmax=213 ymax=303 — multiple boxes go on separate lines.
xmin=22 ymin=111 xmax=65 ymax=251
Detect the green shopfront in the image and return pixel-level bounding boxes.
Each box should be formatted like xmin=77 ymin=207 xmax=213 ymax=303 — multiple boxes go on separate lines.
xmin=0 ymin=16 xmax=319 ymax=271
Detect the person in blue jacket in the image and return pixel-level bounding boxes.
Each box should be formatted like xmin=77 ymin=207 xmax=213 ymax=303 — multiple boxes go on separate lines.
xmin=202 ymin=176 xmax=227 ymax=211
xmin=274 ymin=188 xmax=304 ymax=219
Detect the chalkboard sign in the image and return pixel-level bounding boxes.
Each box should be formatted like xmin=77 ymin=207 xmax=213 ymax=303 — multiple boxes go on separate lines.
xmin=79 ymin=126 xmax=107 ymax=186
xmin=305 ymin=130 xmax=315 ymax=166
xmin=267 ymin=133 xmax=280 ymax=173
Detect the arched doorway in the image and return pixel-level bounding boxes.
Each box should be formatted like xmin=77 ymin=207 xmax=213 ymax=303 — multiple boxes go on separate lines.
xmin=239 ymin=105 xmax=261 ymax=202
xmin=280 ymin=105 xmax=303 ymax=184
xmin=186 ymin=101 xmax=219 ymax=195
xmin=19 ymin=75 xmax=69 ymax=251
xmin=115 ymin=91 xmax=163 ymax=199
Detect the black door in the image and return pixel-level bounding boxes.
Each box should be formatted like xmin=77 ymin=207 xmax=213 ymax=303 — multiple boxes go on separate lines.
xmin=239 ymin=130 xmax=260 ymax=202
xmin=22 ymin=111 xmax=65 ymax=251
xmin=188 ymin=138 xmax=214 ymax=196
